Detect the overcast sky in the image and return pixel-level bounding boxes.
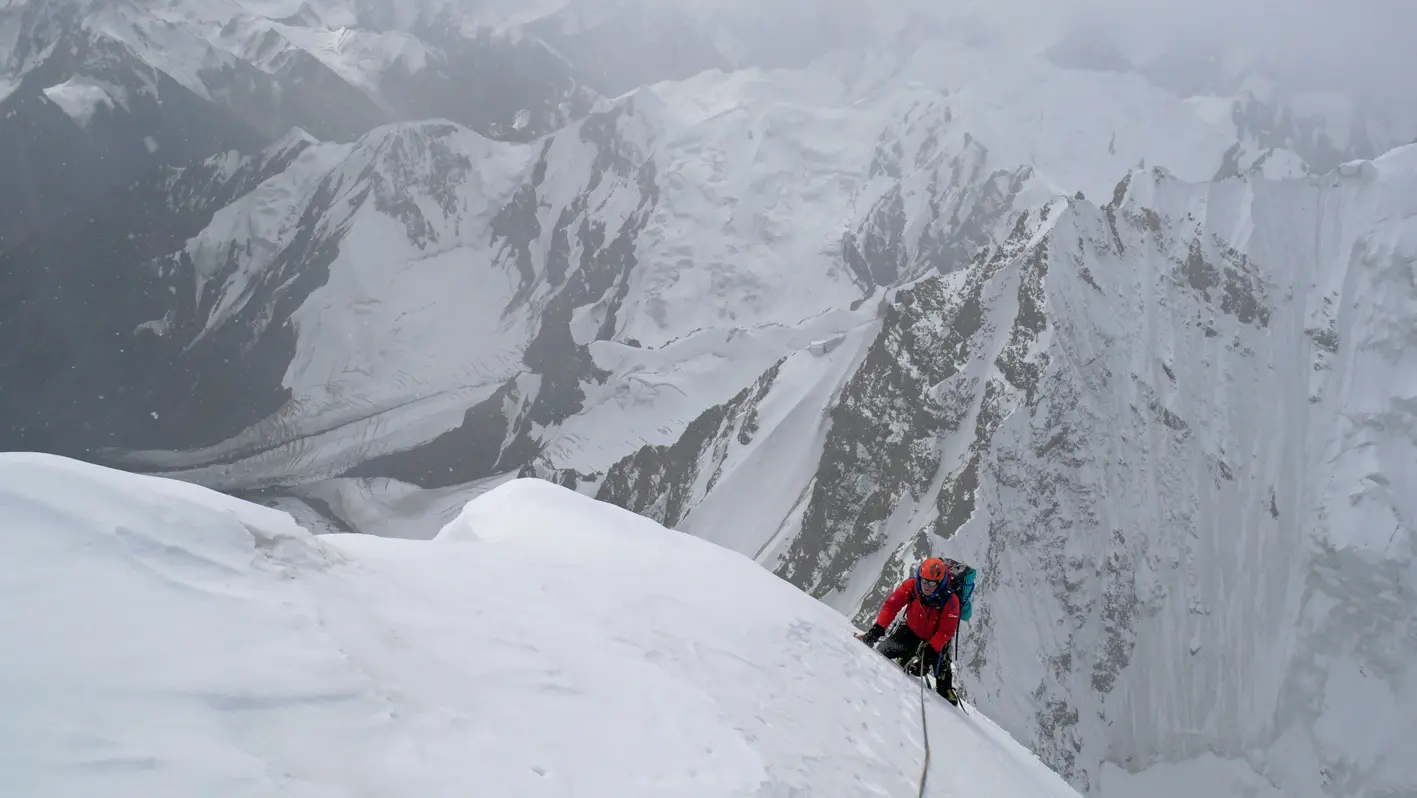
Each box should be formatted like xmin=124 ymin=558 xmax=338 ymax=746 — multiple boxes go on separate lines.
xmin=943 ymin=0 xmax=1415 ymax=104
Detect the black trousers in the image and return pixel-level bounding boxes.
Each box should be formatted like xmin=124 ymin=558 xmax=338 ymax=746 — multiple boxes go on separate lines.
xmin=874 ymin=624 xmax=953 ymax=693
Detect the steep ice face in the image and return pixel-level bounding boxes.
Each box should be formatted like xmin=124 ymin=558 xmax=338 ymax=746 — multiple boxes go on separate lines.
xmin=953 ymin=151 xmax=1417 ymax=796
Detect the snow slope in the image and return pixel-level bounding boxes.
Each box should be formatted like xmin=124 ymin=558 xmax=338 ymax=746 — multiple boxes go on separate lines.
xmin=0 ymin=451 xmax=1081 ymax=798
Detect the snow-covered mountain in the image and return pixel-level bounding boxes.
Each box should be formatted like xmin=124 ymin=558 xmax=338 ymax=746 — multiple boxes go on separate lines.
xmin=3 ymin=2 xmax=1416 ymax=797
xmin=1 ymin=452 xmax=1084 ymax=797
xmin=0 ymin=0 xmax=977 ymax=243
xmin=0 ymin=0 xmax=591 ymax=243
xmin=7 ymin=38 xmax=1404 ymax=476
xmin=4 ymin=0 xmax=1411 ymax=245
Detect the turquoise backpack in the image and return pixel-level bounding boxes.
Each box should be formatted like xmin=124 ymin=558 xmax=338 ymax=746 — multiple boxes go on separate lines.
xmin=943 ymin=558 xmax=977 ymax=621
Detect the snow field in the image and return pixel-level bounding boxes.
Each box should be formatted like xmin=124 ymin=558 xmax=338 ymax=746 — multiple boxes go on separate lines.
xmin=0 ymin=452 xmax=1081 ymax=798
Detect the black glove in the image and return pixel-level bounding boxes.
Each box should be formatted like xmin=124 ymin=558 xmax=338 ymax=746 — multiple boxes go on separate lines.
xmin=858 ymin=624 xmax=885 ymax=646
xmin=920 ymin=644 xmax=942 ymax=673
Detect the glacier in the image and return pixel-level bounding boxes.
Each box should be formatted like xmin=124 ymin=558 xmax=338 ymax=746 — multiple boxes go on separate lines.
xmin=0 ymin=452 xmax=1080 ymax=798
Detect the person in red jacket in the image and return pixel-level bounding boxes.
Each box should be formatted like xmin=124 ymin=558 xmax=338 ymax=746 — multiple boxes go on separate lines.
xmin=857 ymin=557 xmax=961 ymax=704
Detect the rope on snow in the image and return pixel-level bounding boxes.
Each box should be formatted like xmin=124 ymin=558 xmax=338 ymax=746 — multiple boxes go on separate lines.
xmin=914 ymin=640 xmax=931 ymax=798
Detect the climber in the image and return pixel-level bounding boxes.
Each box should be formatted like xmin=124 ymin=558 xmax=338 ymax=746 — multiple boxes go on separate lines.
xmin=856 ymin=557 xmax=962 ymax=705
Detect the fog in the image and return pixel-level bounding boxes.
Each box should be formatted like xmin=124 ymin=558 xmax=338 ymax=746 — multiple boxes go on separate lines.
xmin=572 ymin=0 xmax=1417 ymax=110
xmin=908 ymin=0 xmax=1417 ymax=105
xmin=648 ymin=0 xmax=1416 ymax=107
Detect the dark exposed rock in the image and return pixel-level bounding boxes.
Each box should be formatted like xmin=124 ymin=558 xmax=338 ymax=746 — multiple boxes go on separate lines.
xmin=588 ymin=359 xmax=786 ymax=526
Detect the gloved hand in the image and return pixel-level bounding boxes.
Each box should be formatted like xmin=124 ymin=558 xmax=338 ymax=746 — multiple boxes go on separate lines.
xmin=857 ymin=624 xmax=885 ymax=647
xmin=920 ymin=644 xmax=942 ymax=673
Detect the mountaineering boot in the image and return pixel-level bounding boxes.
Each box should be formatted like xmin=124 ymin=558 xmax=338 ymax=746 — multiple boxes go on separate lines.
xmin=936 ymin=663 xmax=959 ymax=705
xmin=939 ymin=683 xmax=959 ymax=706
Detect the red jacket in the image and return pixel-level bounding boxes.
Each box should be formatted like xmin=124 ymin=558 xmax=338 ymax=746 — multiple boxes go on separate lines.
xmin=875 ymin=578 xmax=960 ymax=653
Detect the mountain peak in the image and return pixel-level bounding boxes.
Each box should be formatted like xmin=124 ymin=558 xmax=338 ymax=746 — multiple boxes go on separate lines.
xmin=267 ymin=124 xmax=317 ymax=152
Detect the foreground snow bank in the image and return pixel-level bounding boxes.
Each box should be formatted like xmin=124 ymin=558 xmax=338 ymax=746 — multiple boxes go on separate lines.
xmin=0 ymin=453 xmax=1079 ymax=798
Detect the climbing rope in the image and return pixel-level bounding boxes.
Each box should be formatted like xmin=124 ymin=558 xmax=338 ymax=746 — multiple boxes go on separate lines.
xmin=955 ymin=622 xmax=971 ymax=710
xmin=914 ymin=641 xmax=931 ymax=798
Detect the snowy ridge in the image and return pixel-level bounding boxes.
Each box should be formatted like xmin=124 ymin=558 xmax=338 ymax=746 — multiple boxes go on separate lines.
xmin=572 ymin=197 xmax=1067 ymax=602
xmin=0 ymin=452 xmax=1082 ymax=798
xmin=183 ymin=136 xmax=351 ymax=337
xmin=39 ymin=74 xmax=124 ymax=126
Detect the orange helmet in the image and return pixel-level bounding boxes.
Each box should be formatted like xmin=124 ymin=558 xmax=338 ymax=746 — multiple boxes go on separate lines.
xmin=919 ymin=557 xmax=947 ymax=582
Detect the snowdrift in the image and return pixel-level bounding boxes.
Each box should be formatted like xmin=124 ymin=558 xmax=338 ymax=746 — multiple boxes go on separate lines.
xmin=0 ymin=452 xmax=1079 ymax=798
